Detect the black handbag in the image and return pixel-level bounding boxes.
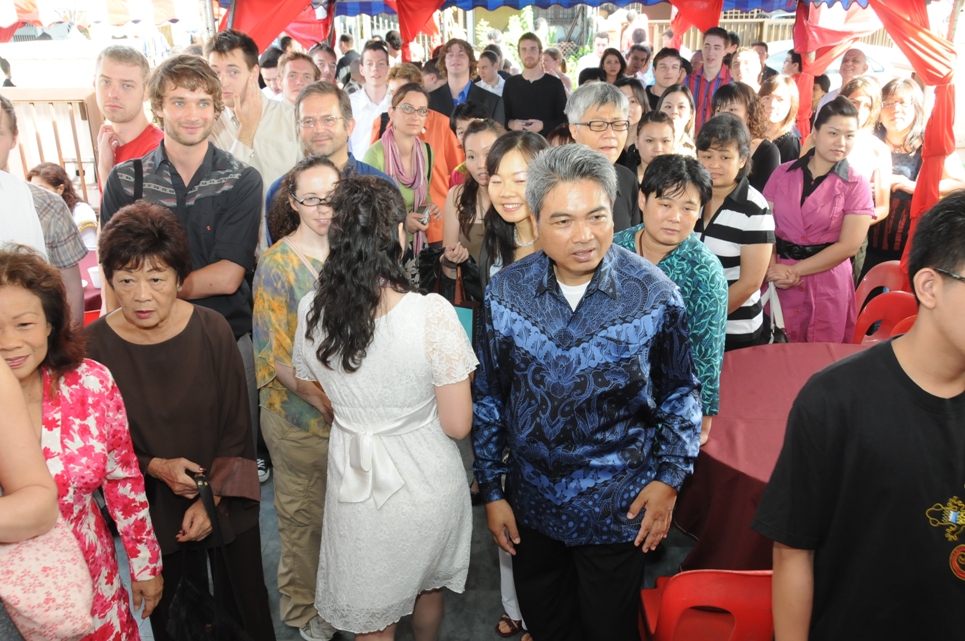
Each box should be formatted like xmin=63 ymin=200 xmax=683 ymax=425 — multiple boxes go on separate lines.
xmin=419 ymin=248 xmax=483 ymax=303
xmin=165 ymin=476 xmax=253 ymax=641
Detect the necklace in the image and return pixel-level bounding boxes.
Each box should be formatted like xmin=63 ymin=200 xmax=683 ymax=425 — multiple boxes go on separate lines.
xmin=514 ymin=226 xmax=536 ymax=248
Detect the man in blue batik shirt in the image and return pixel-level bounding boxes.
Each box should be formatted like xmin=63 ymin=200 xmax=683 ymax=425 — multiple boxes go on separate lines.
xmin=472 ymin=144 xmax=702 ymax=641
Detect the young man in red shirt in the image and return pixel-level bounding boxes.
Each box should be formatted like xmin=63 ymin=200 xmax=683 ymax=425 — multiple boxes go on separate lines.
xmin=94 ymin=46 xmax=164 ymax=188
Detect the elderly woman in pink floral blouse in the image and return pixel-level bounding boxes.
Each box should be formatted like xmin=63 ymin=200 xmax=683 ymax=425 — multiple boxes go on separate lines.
xmin=0 ymin=246 xmax=162 ymax=641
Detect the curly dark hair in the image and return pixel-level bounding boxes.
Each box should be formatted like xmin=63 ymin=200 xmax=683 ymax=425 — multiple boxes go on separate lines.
xmin=268 ymin=156 xmax=341 ymax=242
xmin=98 ymin=200 xmax=192 ymax=285
xmin=305 ymin=175 xmax=413 ymax=373
xmin=456 ymin=118 xmax=505 ymax=240
xmin=483 ymin=131 xmax=549 ymax=272
xmin=0 ymin=246 xmax=85 ymax=381
xmin=711 ymin=81 xmax=768 ymax=139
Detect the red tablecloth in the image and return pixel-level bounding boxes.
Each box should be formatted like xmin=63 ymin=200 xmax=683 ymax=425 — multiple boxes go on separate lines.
xmin=79 ymin=250 xmax=101 ymax=312
xmin=674 ymin=342 xmax=867 ymax=571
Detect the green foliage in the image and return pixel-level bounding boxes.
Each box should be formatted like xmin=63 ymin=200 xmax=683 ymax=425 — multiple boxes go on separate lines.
xmin=475 ymin=18 xmax=491 ymax=48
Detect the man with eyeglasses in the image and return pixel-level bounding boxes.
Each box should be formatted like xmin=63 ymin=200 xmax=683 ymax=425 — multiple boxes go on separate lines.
xmin=427 ymin=38 xmax=505 ymax=126
xmin=503 ymin=32 xmax=567 ymax=135
xmin=753 ymin=191 xmax=965 ymax=641
xmin=263 ymin=81 xmax=395 ymax=243
xmin=206 ymin=30 xmax=302 ymax=254
xmin=815 ymin=47 xmax=870 ymax=117
xmin=566 ymin=82 xmax=641 ymax=231
xmin=349 ymin=41 xmax=392 ymax=158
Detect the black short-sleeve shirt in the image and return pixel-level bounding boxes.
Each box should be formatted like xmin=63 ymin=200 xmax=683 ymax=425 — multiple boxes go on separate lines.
xmin=101 ymin=141 xmax=263 ymax=337
xmin=752 ymin=341 xmax=965 ymax=639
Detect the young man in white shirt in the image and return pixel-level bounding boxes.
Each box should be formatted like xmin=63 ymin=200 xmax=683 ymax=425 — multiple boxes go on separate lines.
xmin=475 ymin=50 xmax=505 ymax=96
xmin=206 ymin=29 xmax=301 ymax=254
xmin=576 ymin=32 xmax=610 ymax=74
xmin=279 ymin=51 xmax=321 ymax=107
xmin=348 ymin=41 xmax=392 ymax=158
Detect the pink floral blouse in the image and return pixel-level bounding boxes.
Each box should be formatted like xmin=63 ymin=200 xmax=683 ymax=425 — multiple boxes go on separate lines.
xmin=40 ymin=360 xmax=162 ymax=641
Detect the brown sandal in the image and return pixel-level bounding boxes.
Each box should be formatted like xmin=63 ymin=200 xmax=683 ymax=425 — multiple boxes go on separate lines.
xmin=496 ymin=613 xmax=523 ymax=637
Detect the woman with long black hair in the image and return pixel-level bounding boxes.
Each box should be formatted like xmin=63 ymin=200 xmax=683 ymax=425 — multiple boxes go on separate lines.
xmin=479 ymin=131 xmax=549 ymax=291
xmin=293 ymin=175 xmax=477 ymax=641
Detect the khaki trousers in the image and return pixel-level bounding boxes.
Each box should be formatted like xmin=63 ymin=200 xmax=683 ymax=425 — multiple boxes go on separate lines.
xmin=260 ymin=408 xmax=329 ymax=628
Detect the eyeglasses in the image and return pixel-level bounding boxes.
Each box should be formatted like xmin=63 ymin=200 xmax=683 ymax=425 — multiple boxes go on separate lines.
xmin=882 ymin=99 xmax=913 ymax=111
xmin=573 ymin=120 xmax=631 ymax=132
xmin=935 ymin=268 xmax=965 ymax=285
xmin=395 ymin=104 xmax=429 ymax=117
xmin=298 ymin=116 xmax=344 ymax=129
xmin=291 ymin=194 xmax=331 ymax=210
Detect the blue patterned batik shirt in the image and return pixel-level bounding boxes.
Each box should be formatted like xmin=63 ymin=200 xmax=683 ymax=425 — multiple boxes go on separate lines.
xmin=472 ymin=245 xmax=702 ymax=546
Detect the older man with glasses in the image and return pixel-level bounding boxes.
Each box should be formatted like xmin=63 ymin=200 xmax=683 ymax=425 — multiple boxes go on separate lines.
xmin=567 ymin=82 xmax=641 ymax=231
xmin=474 ymin=144 xmax=701 ymax=641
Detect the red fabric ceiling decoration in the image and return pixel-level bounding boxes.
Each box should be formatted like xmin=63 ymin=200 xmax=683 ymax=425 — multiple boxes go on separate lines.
xmin=860 ymin=0 xmax=956 ymax=276
xmin=219 ymin=0 xmax=312 ymax=51
xmin=279 ymin=1 xmax=336 ymax=49
xmin=668 ymin=0 xmax=724 ymax=51
xmin=384 ymin=0 xmax=443 ymax=62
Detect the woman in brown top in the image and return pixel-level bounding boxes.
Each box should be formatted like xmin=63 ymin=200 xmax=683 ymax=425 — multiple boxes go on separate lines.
xmin=85 ymin=201 xmax=276 ymax=641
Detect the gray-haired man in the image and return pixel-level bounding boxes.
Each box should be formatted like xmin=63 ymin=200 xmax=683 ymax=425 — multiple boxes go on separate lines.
xmin=566 ymin=82 xmax=641 ymax=231
xmin=473 ymin=145 xmax=702 ymax=641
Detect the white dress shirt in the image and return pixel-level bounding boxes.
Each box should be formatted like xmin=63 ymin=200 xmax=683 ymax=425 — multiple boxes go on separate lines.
xmin=475 ymin=76 xmax=506 ymax=96
xmin=349 ymin=87 xmax=392 ymax=159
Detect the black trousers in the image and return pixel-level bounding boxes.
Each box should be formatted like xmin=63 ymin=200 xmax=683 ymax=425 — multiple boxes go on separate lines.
xmin=150 ymin=525 xmax=277 ymax=641
xmin=513 ymin=525 xmax=646 ymax=641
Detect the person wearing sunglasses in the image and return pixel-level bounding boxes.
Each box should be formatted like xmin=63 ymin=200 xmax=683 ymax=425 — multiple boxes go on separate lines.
xmin=566 ymin=82 xmax=641 ymax=231
xmin=363 ymin=82 xmax=441 ymax=243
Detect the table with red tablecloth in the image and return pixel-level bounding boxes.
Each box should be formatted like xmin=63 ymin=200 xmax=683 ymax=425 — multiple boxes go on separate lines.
xmin=673 ymin=342 xmax=867 ymax=571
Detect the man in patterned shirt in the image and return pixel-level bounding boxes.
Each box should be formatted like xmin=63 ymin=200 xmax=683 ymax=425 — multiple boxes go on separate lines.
xmin=473 ymin=144 xmax=702 ymax=641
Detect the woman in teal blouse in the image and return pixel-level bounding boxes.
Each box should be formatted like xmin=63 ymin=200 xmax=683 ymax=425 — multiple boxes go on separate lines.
xmin=614 ymin=154 xmax=728 ymax=444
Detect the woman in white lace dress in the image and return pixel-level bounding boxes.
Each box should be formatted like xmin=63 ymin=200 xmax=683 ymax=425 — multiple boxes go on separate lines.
xmin=293 ymin=175 xmax=477 ymax=640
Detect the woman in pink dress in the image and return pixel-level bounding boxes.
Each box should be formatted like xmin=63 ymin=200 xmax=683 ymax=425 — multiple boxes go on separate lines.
xmin=0 ymin=247 xmax=163 ymax=641
xmin=763 ymin=97 xmax=875 ymax=343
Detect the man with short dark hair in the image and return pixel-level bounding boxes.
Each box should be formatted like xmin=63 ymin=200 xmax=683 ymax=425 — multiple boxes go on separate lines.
xmin=566 ymin=82 xmax=640 ymax=231
xmin=686 ymin=26 xmax=731 ymax=131
xmin=484 ymin=43 xmax=513 ymax=81
xmin=475 ymin=50 xmax=505 ymax=96
xmin=0 ymin=56 xmax=12 ymax=86
xmin=421 ymin=58 xmax=446 ymax=92
xmin=384 ymin=30 xmax=403 ymax=66
xmin=259 ymin=46 xmax=284 ymax=98
xmin=335 ymin=33 xmax=359 ymax=87
xmin=503 ymin=32 xmax=566 ymax=135
xmin=751 ymin=41 xmax=778 ymax=81
xmin=207 ymin=29 xmax=301 ymax=253
xmin=648 ymin=47 xmax=683 ymax=109
xmin=752 ymin=190 xmax=965 ymax=641
xmin=428 ymin=38 xmax=504 ymax=125
xmin=626 ymin=43 xmax=653 ymax=85
xmin=349 ymin=41 xmax=392 ymax=157
xmin=474 ymin=143 xmax=701 ymax=641
xmin=309 ymin=42 xmax=338 ymax=83
xmin=813 ymin=74 xmax=831 ymax=116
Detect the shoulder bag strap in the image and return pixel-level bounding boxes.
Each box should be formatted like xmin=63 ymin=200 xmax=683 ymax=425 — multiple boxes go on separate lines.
xmin=283 ymin=237 xmax=322 ymax=276
xmin=193 ymin=475 xmax=249 ymax=631
xmin=132 ymin=158 xmax=143 ymax=201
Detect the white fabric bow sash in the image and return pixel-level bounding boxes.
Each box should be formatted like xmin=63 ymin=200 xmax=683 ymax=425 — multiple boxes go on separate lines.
xmin=334 ymin=398 xmax=438 ymax=509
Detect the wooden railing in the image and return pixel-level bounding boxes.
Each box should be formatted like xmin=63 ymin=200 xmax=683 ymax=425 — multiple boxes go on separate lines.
xmin=0 ymin=87 xmax=103 ymax=210
xmin=648 ymin=19 xmax=893 ymax=54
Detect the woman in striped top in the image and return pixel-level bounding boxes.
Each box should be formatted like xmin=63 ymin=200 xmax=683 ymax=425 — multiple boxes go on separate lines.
xmin=694 ymin=113 xmax=776 ymax=350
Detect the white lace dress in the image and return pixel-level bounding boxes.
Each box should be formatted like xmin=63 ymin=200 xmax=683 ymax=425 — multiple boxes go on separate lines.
xmin=292 ymin=292 xmax=478 ymax=633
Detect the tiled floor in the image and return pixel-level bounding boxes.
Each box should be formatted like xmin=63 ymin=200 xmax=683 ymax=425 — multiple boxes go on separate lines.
xmin=118 ymin=440 xmax=694 ymax=640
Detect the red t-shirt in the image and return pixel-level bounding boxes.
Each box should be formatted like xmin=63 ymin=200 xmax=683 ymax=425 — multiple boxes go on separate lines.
xmin=114 ymin=124 xmax=164 ymax=164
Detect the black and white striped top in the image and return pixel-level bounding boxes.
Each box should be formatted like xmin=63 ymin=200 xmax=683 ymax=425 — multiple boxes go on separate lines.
xmin=695 ymin=177 xmax=775 ymax=344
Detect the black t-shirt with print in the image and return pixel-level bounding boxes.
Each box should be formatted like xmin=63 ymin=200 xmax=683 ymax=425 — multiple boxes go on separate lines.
xmin=752 ymin=340 xmax=965 ymax=640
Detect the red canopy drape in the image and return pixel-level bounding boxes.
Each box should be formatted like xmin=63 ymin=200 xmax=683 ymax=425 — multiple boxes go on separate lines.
xmin=668 ymin=0 xmax=723 ymax=51
xmin=385 ymin=0 xmax=443 ymax=62
xmin=219 ymin=0 xmax=312 ymax=51
xmin=861 ymin=0 xmax=956 ymax=276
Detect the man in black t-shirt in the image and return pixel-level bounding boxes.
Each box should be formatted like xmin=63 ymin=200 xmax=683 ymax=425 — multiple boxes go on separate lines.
xmin=752 ymin=190 xmax=965 ymax=640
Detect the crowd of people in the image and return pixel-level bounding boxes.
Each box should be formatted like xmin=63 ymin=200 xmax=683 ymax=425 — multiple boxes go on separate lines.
xmin=1 ymin=15 xmax=964 ymax=641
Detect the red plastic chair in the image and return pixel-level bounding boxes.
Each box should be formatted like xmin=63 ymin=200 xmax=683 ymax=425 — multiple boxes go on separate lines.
xmin=890 ymin=314 xmax=917 ymax=337
xmin=855 ymin=260 xmax=908 ymax=312
xmin=83 ymin=310 xmax=100 ymax=327
xmin=852 ymin=291 xmax=918 ymax=344
xmin=639 ymin=570 xmax=773 ymax=641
